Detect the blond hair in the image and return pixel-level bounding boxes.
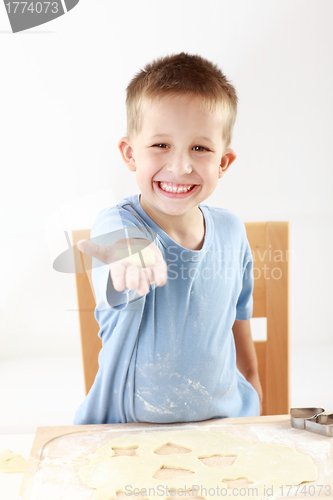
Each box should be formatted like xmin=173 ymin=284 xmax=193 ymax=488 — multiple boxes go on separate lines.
xmin=126 ymin=52 xmax=238 ymax=147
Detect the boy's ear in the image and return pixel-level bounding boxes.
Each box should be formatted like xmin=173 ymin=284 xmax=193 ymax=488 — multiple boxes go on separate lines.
xmin=118 ymin=137 xmax=136 ymax=172
xmin=218 ymin=148 xmax=237 ymax=178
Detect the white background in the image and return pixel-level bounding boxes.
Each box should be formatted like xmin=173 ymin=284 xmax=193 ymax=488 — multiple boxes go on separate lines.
xmin=0 ymin=0 xmax=332 ymax=433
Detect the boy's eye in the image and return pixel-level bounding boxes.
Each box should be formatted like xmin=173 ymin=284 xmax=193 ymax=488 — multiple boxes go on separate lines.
xmin=152 ymin=144 xmax=208 ymax=151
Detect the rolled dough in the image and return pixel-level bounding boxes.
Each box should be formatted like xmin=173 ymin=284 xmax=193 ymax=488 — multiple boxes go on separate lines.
xmin=78 ymin=429 xmax=318 ymax=500
xmin=0 ymin=449 xmax=27 ymax=473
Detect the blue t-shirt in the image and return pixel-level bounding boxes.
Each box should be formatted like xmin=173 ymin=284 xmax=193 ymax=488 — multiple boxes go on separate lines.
xmin=73 ymin=194 xmax=259 ymax=425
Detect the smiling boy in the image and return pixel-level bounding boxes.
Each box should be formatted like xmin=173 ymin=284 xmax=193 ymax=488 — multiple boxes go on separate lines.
xmin=73 ymin=53 xmax=262 ymax=425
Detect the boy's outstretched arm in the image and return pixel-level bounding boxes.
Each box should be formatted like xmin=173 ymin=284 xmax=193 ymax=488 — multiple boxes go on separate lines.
xmin=232 ymin=319 xmax=263 ymax=414
xmin=78 ymin=238 xmax=167 ymax=297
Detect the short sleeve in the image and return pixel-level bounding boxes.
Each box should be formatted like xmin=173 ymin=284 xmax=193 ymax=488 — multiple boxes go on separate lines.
xmin=235 ymin=251 xmax=254 ymax=321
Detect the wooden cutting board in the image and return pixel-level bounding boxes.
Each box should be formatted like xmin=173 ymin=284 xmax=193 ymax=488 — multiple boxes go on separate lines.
xmin=18 ymin=415 xmax=333 ymax=500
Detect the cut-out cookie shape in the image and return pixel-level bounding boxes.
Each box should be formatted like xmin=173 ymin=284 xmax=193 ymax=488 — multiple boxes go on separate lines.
xmin=112 ymin=446 xmax=138 ymax=457
xmin=153 ymin=466 xmax=194 ymax=479
xmin=224 ymin=477 xmax=254 ymax=489
xmin=78 ymin=429 xmax=318 ymax=500
xmin=154 ymin=443 xmax=192 ymax=455
xmin=199 ymin=454 xmax=237 ymax=468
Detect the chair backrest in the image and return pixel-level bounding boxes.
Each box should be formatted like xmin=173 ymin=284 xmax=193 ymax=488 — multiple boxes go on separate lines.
xmin=72 ymin=230 xmax=101 ymax=396
xmin=245 ymin=222 xmax=289 ymax=415
xmin=72 ymin=221 xmax=289 ymax=416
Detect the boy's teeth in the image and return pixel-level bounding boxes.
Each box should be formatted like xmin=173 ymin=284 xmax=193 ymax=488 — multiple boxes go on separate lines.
xmin=159 ymin=182 xmax=194 ymax=193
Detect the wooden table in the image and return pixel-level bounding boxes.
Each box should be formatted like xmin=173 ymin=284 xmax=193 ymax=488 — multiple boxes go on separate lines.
xmin=6 ymin=415 xmax=333 ymax=500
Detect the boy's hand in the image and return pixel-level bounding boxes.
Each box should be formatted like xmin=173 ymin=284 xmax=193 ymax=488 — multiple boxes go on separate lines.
xmin=232 ymin=319 xmax=263 ymax=415
xmin=246 ymin=371 xmax=263 ymax=415
xmin=77 ymin=238 xmax=167 ymax=296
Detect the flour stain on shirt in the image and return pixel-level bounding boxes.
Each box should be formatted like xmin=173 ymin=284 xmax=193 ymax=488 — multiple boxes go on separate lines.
xmin=186 ymin=378 xmax=210 ymax=395
xmin=135 ymin=363 xmax=212 ymax=414
xmin=136 ymin=392 xmax=174 ymax=415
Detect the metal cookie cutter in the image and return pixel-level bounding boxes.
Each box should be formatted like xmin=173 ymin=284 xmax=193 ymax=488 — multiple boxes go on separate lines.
xmin=305 ymin=413 xmax=333 ymax=437
xmin=290 ymin=408 xmax=333 ymax=436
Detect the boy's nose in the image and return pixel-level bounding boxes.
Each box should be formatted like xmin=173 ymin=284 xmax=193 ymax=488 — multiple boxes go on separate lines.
xmin=165 ymin=153 xmax=193 ymax=175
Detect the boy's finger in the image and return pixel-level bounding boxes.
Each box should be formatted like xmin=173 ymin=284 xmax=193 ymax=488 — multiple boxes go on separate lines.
xmin=137 ymin=267 xmax=152 ymax=296
xmin=151 ymin=259 xmax=168 ymax=287
xmin=125 ymin=265 xmax=141 ymax=291
xmin=77 ymin=239 xmax=109 ymax=263
xmin=109 ymin=262 xmax=127 ymax=292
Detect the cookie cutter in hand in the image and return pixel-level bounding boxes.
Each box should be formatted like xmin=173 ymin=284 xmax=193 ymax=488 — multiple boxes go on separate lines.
xmin=290 ymin=408 xmax=333 ymax=436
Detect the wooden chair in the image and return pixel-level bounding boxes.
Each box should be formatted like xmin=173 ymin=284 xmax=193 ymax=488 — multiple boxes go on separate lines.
xmin=72 ymin=221 xmax=289 ymax=416
xmin=245 ymin=222 xmax=289 ymax=416
xmin=72 ymin=229 xmax=100 ymax=397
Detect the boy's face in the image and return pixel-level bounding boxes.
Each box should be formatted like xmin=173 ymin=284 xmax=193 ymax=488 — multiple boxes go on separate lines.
xmin=119 ymin=94 xmax=236 ymax=222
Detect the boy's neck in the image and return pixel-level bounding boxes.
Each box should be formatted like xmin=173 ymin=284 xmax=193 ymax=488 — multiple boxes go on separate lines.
xmin=139 ymin=196 xmax=205 ymax=251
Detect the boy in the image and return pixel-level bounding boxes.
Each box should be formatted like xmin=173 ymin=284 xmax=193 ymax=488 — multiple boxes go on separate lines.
xmin=73 ymin=53 xmax=262 ymax=425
